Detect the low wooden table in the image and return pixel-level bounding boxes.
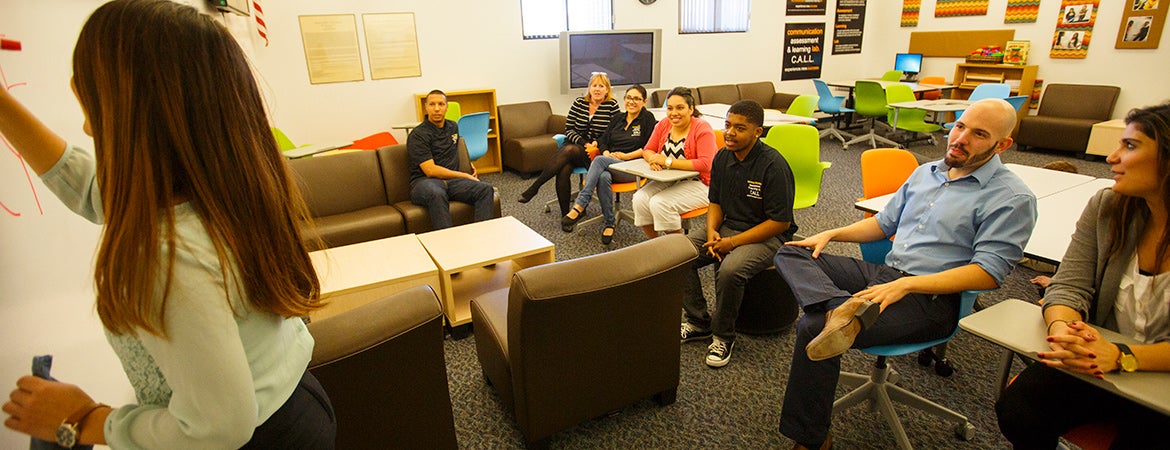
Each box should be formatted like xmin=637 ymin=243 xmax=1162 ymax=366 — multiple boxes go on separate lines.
xmin=416 ymin=216 xmax=555 ymax=333
xmin=308 ymin=234 xmax=440 ymax=322
xmin=1086 ymin=118 xmax=1125 ymax=158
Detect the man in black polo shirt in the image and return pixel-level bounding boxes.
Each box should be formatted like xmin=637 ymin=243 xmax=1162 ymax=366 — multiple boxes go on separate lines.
xmin=407 ymin=90 xmax=494 ymax=230
xmin=680 ymin=100 xmax=797 ymax=368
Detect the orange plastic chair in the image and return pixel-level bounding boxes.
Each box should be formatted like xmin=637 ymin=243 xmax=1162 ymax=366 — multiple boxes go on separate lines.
xmin=344 ymin=131 xmax=399 ymax=150
xmin=858 ymin=148 xmax=918 ymax=264
xmin=918 ymin=76 xmax=946 ymax=100
xmin=714 ymin=129 xmax=726 ymax=149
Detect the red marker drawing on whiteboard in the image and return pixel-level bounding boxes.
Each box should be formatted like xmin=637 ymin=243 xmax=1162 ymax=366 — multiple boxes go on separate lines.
xmin=1 ymin=35 xmax=43 ymax=217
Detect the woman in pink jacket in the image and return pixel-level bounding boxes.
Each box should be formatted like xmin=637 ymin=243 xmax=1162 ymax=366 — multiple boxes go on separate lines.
xmin=633 ymin=87 xmax=718 ymax=239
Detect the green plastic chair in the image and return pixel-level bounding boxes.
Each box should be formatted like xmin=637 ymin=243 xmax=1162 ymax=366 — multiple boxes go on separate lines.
xmin=785 ymin=94 xmax=820 ymax=119
xmin=885 ymin=84 xmax=941 ymax=145
xmin=844 ymin=81 xmax=900 ymax=149
xmin=763 ymin=123 xmax=831 ymax=209
xmin=881 ymin=70 xmax=904 ymax=82
xmin=444 ymin=101 xmax=462 ymax=122
xmin=272 ymin=127 xmax=297 ymax=151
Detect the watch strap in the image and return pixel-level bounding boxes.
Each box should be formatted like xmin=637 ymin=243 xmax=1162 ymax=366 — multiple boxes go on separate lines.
xmin=60 ymin=402 xmax=107 ymax=445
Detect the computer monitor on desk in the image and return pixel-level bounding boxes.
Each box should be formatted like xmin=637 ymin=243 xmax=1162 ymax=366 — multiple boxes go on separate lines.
xmin=894 ymin=53 xmax=922 ymax=81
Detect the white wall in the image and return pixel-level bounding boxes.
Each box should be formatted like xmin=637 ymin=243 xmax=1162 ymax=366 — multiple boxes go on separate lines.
xmin=0 ymin=1 xmax=1167 ymax=447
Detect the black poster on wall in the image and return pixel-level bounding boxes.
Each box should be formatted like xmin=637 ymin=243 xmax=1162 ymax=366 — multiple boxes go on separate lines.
xmin=787 ymin=0 xmax=826 ymax=15
xmin=832 ymin=0 xmax=867 ymax=55
xmin=782 ymin=22 xmax=825 ymax=81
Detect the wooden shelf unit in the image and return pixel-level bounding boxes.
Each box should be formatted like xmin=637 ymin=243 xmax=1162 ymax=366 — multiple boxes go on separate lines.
xmin=951 ymin=63 xmax=1038 ymax=135
xmin=415 ymin=88 xmax=502 ymax=174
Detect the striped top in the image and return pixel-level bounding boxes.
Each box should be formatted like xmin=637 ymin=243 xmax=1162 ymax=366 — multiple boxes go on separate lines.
xmin=563 ymin=97 xmax=620 ymax=146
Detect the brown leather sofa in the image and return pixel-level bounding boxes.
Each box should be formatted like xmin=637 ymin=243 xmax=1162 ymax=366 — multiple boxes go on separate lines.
xmin=651 ymin=82 xmax=799 ymax=111
xmin=498 ymin=101 xmax=568 ymax=174
xmin=1016 ymin=83 xmax=1121 ymax=154
xmin=469 ymin=234 xmax=698 ymax=448
xmin=307 ymin=285 xmax=458 ymax=450
xmin=288 ymin=143 xmax=501 ymax=249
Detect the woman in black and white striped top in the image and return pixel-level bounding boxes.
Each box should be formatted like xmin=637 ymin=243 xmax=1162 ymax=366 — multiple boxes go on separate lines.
xmin=518 ymin=72 xmax=620 ymax=216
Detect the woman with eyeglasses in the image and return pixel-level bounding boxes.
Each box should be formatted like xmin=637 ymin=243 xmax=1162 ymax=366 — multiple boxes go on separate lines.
xmin=633 ymin=87 xmax=717 ymax=239
xmin=560 ymin=85 xmax=657 ymax=243
xmin=517 ymin=72 xmax=620 ymax=216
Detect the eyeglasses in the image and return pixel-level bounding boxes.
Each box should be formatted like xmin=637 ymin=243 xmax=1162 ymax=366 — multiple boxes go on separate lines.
xmin=624 ymin=95 xmax=645 ymax=102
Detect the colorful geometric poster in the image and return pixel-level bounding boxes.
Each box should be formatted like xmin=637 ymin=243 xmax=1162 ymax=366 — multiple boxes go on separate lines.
xmin=1005 ymin=0 xmax=1041 ymax=23
xmin=1050 ymin=1 xmax=1099 ymax=58
xmin=936 ymin=0 xmax=990 ymax=17
xmin=902 ymin=0 xmax=921 ymax=27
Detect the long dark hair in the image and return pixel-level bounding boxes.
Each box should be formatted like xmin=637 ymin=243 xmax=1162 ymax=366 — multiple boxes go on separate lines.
xmin=74 ymin=0 xmax=321 ymax=336
xmin=667 ymin=86 xmax=702 ymax=117
xmin=1107 ymin=102 xmax=1170 ymax=273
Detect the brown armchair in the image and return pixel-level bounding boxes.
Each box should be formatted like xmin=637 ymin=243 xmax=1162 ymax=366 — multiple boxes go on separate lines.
xmin=1016 ymin=84 xmax=1121 ymax=154
xmin=378 ymin=141 xmax=501 ymax=234
xmin=307 ymin=285 xmax=457 ymax=450
xmin=470 ymin=234 xmax=698 ymax=448
xmin=498 ymin=101 xmax=568 ymax=174
xmin=737 ymin=81 xmax=800 ymax=111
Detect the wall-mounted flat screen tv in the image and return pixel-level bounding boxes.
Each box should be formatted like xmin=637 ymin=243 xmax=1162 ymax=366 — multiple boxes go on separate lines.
xmin=560 ymin=29 xmax=661 ymax=94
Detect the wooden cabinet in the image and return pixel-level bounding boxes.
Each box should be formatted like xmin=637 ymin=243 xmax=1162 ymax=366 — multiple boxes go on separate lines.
xmin=952 ymin=63 xmax=1039 ymax=134
xmin=415 ymin=89 xmax=502 ymax=174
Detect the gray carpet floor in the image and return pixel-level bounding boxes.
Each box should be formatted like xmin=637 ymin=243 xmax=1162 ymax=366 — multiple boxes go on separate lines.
xmin=444 ymin=127 xmax=1112 ymax=449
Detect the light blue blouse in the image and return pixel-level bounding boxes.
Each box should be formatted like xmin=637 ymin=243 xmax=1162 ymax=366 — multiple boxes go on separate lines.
xmin=40 ymin=144 xmax=314 ymax=449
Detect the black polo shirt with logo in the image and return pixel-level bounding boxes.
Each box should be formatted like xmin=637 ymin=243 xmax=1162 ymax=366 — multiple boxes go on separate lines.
xmin=407 ymin=119 xmax=460 ymax=182
xmin=708 ymin=139 xmax=798 ymax=240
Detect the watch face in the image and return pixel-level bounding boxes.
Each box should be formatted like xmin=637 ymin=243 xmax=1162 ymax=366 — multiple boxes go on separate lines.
xmin=1121 ymin=354 xmax=1139 ymax=372
xmin=56 ymin=423 xmax=79 ymax=447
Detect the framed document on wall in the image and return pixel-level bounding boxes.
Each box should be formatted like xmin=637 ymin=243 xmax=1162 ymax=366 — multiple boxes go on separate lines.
xmin=1116 ymin=0 xmax=1167 ymax=49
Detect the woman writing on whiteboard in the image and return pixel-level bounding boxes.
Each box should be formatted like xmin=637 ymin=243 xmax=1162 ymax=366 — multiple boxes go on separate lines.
xmin=996 ymin=102 xmax=1170 ymax=448
xmin=0 ymin=0 xmax=334 ymax=448
xmin=559 ymin=84 xmax=657 ymax=243
xmin=517 ymin=72 xmax=620 ymax=216
xmin=633 ymin=87 xmax=717 ymax=239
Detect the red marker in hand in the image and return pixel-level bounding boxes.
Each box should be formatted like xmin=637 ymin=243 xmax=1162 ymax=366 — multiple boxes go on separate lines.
xmin=1 ymin=38 xmax=21 ymax=51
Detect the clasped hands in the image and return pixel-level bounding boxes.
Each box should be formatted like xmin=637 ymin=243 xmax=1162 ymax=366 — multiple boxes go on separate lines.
xmin=643 ymin=151 xmax=668 ymax=171
xmin=1038 ymin=321 xmax=1119 ymax=379
xmin=703 ymin=231 xmax=736 ymax=261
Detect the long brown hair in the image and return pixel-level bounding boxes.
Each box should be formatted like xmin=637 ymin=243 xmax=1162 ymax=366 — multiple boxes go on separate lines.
xmin=1107 ymin=102 xmax=1170 ymax=273
xmin=73 ymin=0 xmax=321 ymax=336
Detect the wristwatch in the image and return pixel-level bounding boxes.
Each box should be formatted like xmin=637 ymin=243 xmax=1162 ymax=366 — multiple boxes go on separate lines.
xmin=1114 ymin=342 xmax=1138 ymax=373
xmin=665 ymin=156 xmax=673 ymax=168
xmin=56 ymin=402 xmax=107 ymax=447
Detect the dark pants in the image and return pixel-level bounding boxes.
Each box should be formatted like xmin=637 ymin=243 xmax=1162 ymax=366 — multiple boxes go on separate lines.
xmin=522 ymin=144 xmax=590 ymax=215
xmin=410 ymin=177 xmax=495 ymax=230
xmin=242 ymin=370 xmax=336 ymax=449
xmin=682 ymin=225 xmax=782 ymax=342
xmin=997 ymin=363 xmax=1170 ymax=450
xmin=773 ymin=246 xmax=958 ymax=448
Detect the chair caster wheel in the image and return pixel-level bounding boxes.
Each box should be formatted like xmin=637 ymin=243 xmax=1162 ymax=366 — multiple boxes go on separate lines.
xmin=955 ymin=421 xmax=975 ymax=440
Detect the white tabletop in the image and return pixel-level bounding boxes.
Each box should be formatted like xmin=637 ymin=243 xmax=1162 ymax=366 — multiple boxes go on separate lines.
xmin=960 ymin=299 xmax=1170 ymax=416
xmin=888 ymin=99 xmax=971 ymax=113
xmin=1004 ymin=163 xmax=1098 ymax=199
xmin=827 ymin=79 xmax=953 ymax=93
xmin=309 ymin=234 xmax=435 ymax=295
xmin=416 ymin=216 xmax=553 ymax=272
xmin=1025 ymin=178 xmax=1114 ymax=264
xmin=282 ymin=141 xmax=354 ymax=159
xmin=647 ymin=103 xmax=813 ymax=130
xmin=610 ymin=158 xmax=700 ymax=183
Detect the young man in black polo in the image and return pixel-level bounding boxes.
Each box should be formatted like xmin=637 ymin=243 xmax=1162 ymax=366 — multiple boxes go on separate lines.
xmin=680 ymin=100 xmax=798 ymax=367
xmin=407 ymin=90 xmax=495 ymax=230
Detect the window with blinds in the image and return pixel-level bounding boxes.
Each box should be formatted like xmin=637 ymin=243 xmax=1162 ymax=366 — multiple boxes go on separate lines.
xmin=521 ymin=0 xmax=614 ymax=40
xmin=679 ymin=0 xmax=751 ymax=34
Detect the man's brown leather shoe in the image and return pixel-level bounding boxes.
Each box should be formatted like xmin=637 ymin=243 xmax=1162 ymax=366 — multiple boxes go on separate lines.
xmin=805 ymin=298 xmax=878 ymax=361
xmin=791 ymin=434 xmax=833 ymax=450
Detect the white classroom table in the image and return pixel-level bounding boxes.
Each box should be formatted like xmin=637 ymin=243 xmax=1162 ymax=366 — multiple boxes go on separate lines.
xmin=609 ymin=158 xmax=700 ymax=183
xmin=887 ymin=99 xmax=970 ymax=127
xmin=646 ymin=103 xmax=813 ymax=131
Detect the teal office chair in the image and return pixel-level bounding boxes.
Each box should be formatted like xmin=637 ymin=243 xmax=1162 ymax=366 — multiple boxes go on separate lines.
xmin=457 ymin=112 xmax=491 ymax=162
xmin=813 ymin=79 xmax=857 ymax=146
xmin=886 ymin=84 xmax=941 ymax=146
xmin=944 ymin=83 xmax=1011 ymax=130
xmin=881 ymin=70 xmax=904 ymax=82
xmin=1004 ymin=95 xmax=1029 ymax=116
xmin=786 ymin=94 xmax=819 ymax=119
xmin=542 ymin=134 xmax=590 ymax=213
xmin=444 ymin=101 xmax=462 ymax=123
xmin=833 ymin=289 xmax=981 ymax=449
xmin=845 ymin=81 xmax=900 ymax=149
xmin=764 ymin=124 xmax=831 ymax=209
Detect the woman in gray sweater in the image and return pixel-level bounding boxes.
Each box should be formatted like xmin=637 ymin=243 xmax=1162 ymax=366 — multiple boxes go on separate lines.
xmin=996 ymin=102 xmax=1170 ymax=449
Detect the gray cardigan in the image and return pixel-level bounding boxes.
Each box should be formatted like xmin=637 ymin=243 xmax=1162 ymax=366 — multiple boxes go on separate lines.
xmin=1043 ymin=188 xmax=1169 ymax=344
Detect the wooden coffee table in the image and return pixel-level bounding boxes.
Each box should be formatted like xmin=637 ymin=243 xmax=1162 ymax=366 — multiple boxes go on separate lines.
xmin=308 ymin=234 xmax=440 ymax=322
xmin=416 ymin=216 xmax=555 ymax=334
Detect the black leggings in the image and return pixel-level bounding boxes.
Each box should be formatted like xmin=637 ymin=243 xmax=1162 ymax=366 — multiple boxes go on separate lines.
xmin=996 ymin=363 xmax=1169 ymax=449
xmin=241 ymin=370 xmax=336 ymax=449
xmin=521 ymin=144 xmax=590 ymax=215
